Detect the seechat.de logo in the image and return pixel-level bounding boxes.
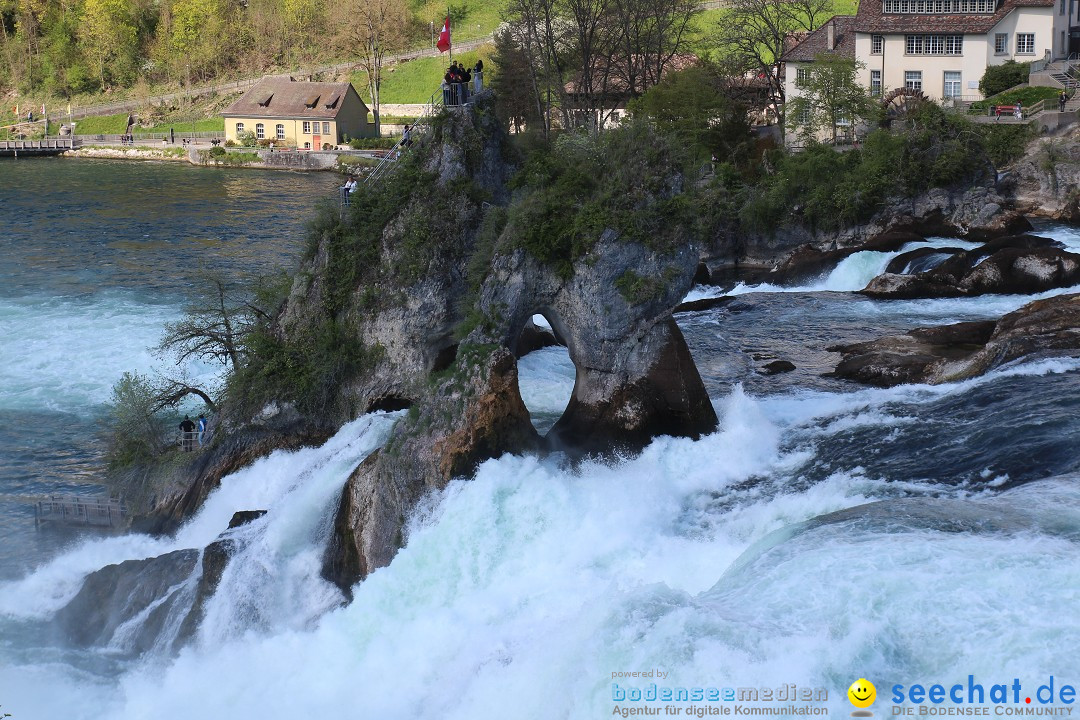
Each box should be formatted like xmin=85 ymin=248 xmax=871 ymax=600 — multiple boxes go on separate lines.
xmin=848 ymin=678 xmax=877 ymax=717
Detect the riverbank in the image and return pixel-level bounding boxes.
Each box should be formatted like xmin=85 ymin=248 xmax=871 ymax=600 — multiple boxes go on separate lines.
xmin=61 ymin=145 xmax=379 ymax=173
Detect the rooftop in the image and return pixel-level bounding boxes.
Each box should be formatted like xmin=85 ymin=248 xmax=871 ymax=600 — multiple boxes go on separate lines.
xmin=222 ymin=78 xmax=367 ymax=119
xmin=782 ymin=16 xmax=858 ymax=62
xmin=854 ymin=0 xmax=1053 ymax=34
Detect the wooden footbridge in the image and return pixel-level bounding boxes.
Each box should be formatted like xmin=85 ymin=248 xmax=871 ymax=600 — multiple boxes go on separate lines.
xmin=0 ymin=138 xmax=81 ymax=157
xmin=0 ymin=493 xmax=127 ymax=528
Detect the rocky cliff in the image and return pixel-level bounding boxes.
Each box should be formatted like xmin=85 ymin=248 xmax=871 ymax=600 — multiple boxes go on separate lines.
xmin=1008 ymin=132 xmax=1080 ymax=220
xmin=261 ymin=94 xmax=717 ymax=591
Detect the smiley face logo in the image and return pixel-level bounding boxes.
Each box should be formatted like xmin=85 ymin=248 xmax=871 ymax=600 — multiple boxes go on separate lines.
xmin=848 ymin=678 xmax=877 ymax=710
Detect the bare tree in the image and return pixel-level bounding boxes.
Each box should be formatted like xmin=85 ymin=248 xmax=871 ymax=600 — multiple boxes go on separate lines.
xmin=501 ymin=0 xmax=698 ymax=133
xmin=504 ymin=0 xmax=573 ymax=135
xmin=715 ymin=0 xmax=832 ymax=128
xmin=334 ymin=0 xmax=409 ymax=138
xmin=158 ymin=274 xmax=252 ymax=369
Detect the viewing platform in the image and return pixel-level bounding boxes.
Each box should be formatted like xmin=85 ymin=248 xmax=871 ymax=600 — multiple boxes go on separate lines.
xmin=0 ymin=494 xmax=128 ymax=528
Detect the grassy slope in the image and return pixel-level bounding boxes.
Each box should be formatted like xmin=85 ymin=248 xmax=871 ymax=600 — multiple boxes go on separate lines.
xmin=411 ymin=0 xmax=504 ymax=42
xmin=71 ymin=113 xmax=225 ymax=134
xmin=353 ymin=44 xmax=496 ymax=107
xmin=969 ymin=85 xmax=1062 ymax=110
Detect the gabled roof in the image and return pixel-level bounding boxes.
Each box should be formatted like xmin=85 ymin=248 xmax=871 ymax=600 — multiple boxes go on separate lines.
xmin=222 ymin=78 xmax=368 ymax=119
xmin=854 ymin=0 xmax=1052 ymax=34
xmin=782 ymin=16 xmax=858 ymax=62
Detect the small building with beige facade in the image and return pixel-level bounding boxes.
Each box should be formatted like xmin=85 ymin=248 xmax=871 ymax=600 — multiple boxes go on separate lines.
xmin=784 ymin=0 xmax=1069 ymax=143
xmin=222 ymin=77 xmax=374 ymax=148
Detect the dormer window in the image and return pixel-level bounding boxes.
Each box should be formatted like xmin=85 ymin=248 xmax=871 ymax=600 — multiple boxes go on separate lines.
xmin=883 ymin=0 xmax=995 ymax=12
xmin=323 ymin=94 xmax=340 ymax=109
xmin=304 ymin=95 xmax=320 ymax=108
xmin=257 ymin=94 xmax=273 ymax=107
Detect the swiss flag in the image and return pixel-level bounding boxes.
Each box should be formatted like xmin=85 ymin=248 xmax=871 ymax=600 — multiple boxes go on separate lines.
xmin=437 ymin=16 xmax=451 ymax=53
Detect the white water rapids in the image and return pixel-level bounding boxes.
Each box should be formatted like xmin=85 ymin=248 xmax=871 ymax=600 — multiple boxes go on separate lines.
xmin=2 ymin=222 xmax=1080 ymax=720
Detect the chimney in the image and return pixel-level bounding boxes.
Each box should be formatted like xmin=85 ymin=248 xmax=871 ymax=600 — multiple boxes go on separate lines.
xmin=827 ymin=20 xmax=836 ymax=51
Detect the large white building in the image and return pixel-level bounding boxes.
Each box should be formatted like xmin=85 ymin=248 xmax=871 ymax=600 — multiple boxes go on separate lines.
xmin=783 ymin=0 xmax=1071 ymax=141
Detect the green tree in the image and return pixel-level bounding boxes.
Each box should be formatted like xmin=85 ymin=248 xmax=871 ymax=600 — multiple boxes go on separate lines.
xmin=714 ymin=0 xmax=831 ymax=128
xmin=629 ymin=64 xmax=752 ymax=161
xmin=492 ymin=26 xmax=542 ymax=133
xmin=105 ymin=371 xmax=170 ymax=467
xmin=979 ymin=60 xmax=1030 ymax=97
xmin=169 ymin=0 xmax=230 ymax=80
xmin=788 ymin=54 xmax=876 ymax=145
xmin=79 ymin=0 xmax=138 ymax=89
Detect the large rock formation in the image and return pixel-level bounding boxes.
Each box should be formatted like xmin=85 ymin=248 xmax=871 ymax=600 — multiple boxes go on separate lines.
xmin=322 ymin=347 xmax=540 ymax=594
xmin=52 ymin=549 xmax=199 ymax=653
xmin=284 ymin=96 xmax=716 ymax=591
xmin=476 ymin=234 xmax=716 ymax=452
xmin=703 ymin=184 xmax=1030 ymax=280
xmin=54 ymin=510 xmax=268 ymax=654
xmin=829 ymin=292 xmax=1080 ymax=386
xmin=1007 ymin=132 xmax=1080 ymax=220
xmin=862 ymin=237 xmax=1080 ymax=299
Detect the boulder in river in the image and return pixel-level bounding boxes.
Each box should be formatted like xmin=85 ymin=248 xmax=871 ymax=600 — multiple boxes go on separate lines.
xmin=830 ymin=293 xmax=1080 ymax=386
xmin=862 ymin=235 xmax=1079 ymax=299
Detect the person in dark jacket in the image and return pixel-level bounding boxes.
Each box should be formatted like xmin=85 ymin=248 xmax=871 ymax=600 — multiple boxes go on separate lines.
xmin=179 ymin=416 xmax=196 ymax=451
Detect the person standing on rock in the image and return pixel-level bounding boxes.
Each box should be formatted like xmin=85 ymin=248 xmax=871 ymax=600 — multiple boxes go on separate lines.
xmin=443 ymin=66 xmax=455 ymax=106
xmin=197 ymin=414 xmax=207 ymax=447
xmin=179 ymin=416 xmax=196 ymax=451
xmin=474 ymin=59 xmax=484 ymax=92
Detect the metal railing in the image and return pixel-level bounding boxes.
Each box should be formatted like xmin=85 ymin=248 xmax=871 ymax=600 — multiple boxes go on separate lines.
xmin=361 ymin=88 xmax=448 ymax=188
xmin=35 ymin=495 xmax=127 ymax=528
xmin=176 ymin=429 xmax=212 ymax=451
xmin=0 ymin=138 xmax=79 ymax=150
xmin=1031 ymin=49 xmax=1054 ymax=73
xmin=72 ymin=130 xmax=225 ymax=144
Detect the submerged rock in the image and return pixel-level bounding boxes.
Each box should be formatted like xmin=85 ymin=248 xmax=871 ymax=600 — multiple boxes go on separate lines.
xmin=884 ymin=246 xmax=964 ymax=275
xmin=760 ymin=360 xmax=796 ymax=375
xmin=830 ymin=293 xmax=1080 ymax=386
xmin=55 ymin=509 xmax=270 ymax=653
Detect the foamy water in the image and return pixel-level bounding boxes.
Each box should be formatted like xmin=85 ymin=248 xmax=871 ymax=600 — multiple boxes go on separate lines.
xmin=3 ymin=358 xmax=1079 ymax=719
xmin=0 ymin=291 xmax=223 ymax=413
xmin=3 ymin=189 xmax=1080 ymax=720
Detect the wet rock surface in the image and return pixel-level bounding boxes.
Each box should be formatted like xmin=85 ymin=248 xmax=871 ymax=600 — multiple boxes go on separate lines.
xmin=53 ymin=549 xmax=199 ymax=653
xmin=830 ymin=293 xmax=1080 ymax=386
xmin=862 ymin=236 xmax=1079 ymax=299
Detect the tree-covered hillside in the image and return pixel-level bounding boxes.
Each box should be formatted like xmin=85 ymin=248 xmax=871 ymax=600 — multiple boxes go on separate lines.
xmin=0 ymin=0 xmax=501 ymax=98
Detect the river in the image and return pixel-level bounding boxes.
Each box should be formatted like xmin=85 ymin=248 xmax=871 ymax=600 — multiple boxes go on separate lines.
xmin=1 ymin=158 xmax=1079 ymax=719
xmin=0 ymin=157 xmax=340 ymax=581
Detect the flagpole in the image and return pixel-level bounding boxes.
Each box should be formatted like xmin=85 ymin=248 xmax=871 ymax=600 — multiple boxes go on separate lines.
xmin=447 ymin=6 xmax=452 ymax=63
